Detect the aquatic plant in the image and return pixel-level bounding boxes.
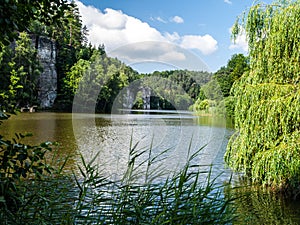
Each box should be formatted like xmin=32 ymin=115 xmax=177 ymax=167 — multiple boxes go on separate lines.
xmin=73 ymin=140 xmax=234 ymax=224
xmin=0 ymin=128 xmax=235 ymax=224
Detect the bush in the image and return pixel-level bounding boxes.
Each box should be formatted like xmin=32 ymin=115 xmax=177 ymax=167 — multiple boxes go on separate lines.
xmin=193 ymin=99 xmax=209 ymax=112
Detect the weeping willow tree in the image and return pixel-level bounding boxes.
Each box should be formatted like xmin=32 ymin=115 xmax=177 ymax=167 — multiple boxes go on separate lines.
xmin=225 ymin=0 xmax=300 ymax=192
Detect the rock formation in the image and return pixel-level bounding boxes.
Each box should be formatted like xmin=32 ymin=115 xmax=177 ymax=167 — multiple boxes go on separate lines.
xmin=35 ymin=36 xmax=57 ymax=108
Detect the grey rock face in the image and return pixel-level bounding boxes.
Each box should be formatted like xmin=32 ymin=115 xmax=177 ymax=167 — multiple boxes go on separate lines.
xmin=36 ymin=36 xmax=57 ymax=108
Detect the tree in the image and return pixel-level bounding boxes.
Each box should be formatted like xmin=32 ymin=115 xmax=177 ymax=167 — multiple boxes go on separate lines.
xmin=52 ymin=1 xmax=88 ymax=99
xmin=0 ymin=0 xmax=71 ymax=46
xmin=12 ymin=32 xmax=42 ymax=107
xmin=0 ymin=32 xmax=42 ymax=110
xmin=139 ymin=70 xmax=212 ymax=110
xmin=225 ymin=0 xmax=300 ymax=193
xmin=213 ymin=54 xmax=249 ymax=98
xmin=65 ymin=49 xmax=140 ymax=112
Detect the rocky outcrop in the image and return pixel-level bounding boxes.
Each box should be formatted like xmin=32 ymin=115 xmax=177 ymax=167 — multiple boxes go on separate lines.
xmin=35 ymin=36 xmax=57 ymax=108
xmin=121 ymin=86 xmax=152 ymax=110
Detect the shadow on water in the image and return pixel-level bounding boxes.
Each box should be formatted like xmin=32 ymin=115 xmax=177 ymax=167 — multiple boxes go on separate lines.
xmin=226 ymin=183 xmax=300 ymax=224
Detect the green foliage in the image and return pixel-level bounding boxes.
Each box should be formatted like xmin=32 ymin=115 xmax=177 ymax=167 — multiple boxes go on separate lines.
xmin=139 ymin=70 xmax=212 ymax=110
xmin=194 ymin=99 xmax=210 ymax=112
xmin=223 ymin=96 xmax=235 ymax=118
xmin=132 ymin=91 xmax=144 ymax=109
xmin=138 ymin=75 xmax=193 ymax=110
xmin=0 ymin=0 xmax=72 ymax=46
xmin=0 ymin=32 xmax=42 ymax=111
xmin=0 ymin=134 xmax=53 ymax=180
xmin=199 ymin=54 xmax=249 ymax=117
xmin=0 ymin=133 xmax=56 ymax=214
xmin=225 ymin=0 xmax=300 ymax=193
xmin=73 ymin=142 xmax=234 ymax=224
xmin=68 ymin=50 xmax=140 ymax=112
xmin=213 ymin=54 xmax=249 ymax=98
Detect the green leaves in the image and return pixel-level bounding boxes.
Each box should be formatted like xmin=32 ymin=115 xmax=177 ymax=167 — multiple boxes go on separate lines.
xmin=0 ymin=0 xmax=72 ymax=45
xmin=74 ymin=142 xmax=234 ymax=224
xmin=0 ymin=32 xmax=42 ymax=111
xmin=0 ymin=133 xmax=54 ymax=181
xmin=0 ymin=129 xmax=57 ymax=216
xmin=225 ymin=0 xmax=300 ymax=194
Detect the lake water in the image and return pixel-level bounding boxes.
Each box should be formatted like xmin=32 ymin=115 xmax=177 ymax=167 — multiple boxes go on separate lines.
xmin=1 ymin=112 xmax=300 ymax=224
xmin=0 ymin=111 xmax=232 ymax=181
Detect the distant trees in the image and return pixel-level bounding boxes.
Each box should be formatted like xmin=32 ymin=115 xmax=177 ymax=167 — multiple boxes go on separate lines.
xmin=213 ymin=54 xmax=249 ymax=98
xmin=139 ymin=70 xmax=212 ymax=110
xmin=225 ymin=0 xmax=300 ymax=193
xmin=64 ymin=49 xmax=140 ymax=112
xmin=192 ymin=53 xmax=249 ymax=116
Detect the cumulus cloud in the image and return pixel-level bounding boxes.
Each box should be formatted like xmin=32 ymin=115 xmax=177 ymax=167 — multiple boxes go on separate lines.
xmin=76 ymin=1 xmax=218 ymax=65
xmin=109 ymin=42 xmax=186 ymax=64
xmin=109 ymin=41 xmax=209 ymax=71
xmin=180 ymin=35 xmax=218 ymax=55
xmin=170 ymin=16 xmax=184 ymax=24
xmin=229 ymin=28 xmax=248 ymax=52
xmin=76 ymin=1 xmax=164 ymax=50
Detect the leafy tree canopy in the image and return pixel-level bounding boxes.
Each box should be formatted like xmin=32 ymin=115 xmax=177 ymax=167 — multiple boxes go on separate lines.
xmin=225 ymin=0 xmax=300 ymax=193
xmin=0 ymin=0 xmax=71 ymax=45
xmin=213 ymin=54 xmax=249 ymax=98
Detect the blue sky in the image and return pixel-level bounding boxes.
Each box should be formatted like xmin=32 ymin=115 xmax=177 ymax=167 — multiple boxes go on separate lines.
xmin=76 ymin=0 xmax=272 ymax=73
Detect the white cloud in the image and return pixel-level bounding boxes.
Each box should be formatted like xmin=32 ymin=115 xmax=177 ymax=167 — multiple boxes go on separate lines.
xmin=224 ymin=0 xmax=232 ymax=4
xmin=109 ymin=41 xmax=209 ymax=71
xmin=170 ymin=16 xmax=184 ymax=24
xmin=76 ymin=1 xmax=218 ymax=65
xmin=180 ymin=35 xmax=218 ymax=55
xmin=164 ymin=32 xmax=181 ymax=42
xmin=76 ymin=1 xmax=165 ymax=50
xmin=229 ymin=28 xmax=248 ymax=52
xmin=150 ymin=16 xmax=167 ymax=23
xmin=165 ymin=32 xmax=218 ymax=55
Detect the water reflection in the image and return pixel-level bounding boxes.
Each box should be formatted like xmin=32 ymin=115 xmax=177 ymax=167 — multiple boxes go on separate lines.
xmin=1 ymin=113 xmax=77 ymax=152
xmin=1 ymin=112 xmax=232 ymax=181
xmin=227 ymin=184 xmax=300 ymax=224
xmin=72 ymin=111 xmax=229 ymax=182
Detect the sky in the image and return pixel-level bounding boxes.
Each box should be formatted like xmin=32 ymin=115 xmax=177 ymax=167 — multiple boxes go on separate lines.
xmin=75 ymin=0 xmax=272 ymax=73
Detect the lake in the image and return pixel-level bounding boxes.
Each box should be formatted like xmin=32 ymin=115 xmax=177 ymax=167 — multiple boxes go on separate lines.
xmin=1 ymin=111 xmax=300 ymax=224
xmin=0 ymin=111 xmax=232 ymax=181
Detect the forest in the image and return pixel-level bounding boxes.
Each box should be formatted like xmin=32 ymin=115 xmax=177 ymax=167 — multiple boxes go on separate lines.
xmin=0 ymin=0 xmax=299 ymax=224
xmin=0 ymin=1 xmax=247 ymax=115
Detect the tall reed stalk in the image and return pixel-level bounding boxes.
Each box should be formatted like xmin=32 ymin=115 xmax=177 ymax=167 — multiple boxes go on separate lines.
xmin=73 ymin=138 xmax=235 ymax=224
xmin=0 ymin=133 xmax=235 ymax=224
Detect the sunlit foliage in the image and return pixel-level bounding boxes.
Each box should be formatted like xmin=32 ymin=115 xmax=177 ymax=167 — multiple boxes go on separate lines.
xmin=225 ymin=0 xmax=300 ymax=193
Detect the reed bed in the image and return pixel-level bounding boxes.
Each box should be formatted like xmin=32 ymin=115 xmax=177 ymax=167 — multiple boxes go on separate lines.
xmin=1 ymin=137 xmax=235 ymax=224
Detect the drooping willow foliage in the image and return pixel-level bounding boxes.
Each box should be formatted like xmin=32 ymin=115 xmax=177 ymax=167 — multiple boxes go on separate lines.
xmin=225 ymin=0 xmax=300 ymax=191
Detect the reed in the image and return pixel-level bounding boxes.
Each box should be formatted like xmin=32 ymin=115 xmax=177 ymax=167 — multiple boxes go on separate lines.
xmin=0 ymin=134 xmax=235 ymax=224
xmin=73 ymin=139 xmax=235 ymax=224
